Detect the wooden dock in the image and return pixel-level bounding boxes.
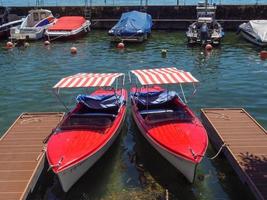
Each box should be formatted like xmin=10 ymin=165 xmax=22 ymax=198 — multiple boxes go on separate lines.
xmin=201 ymin=108 xmax=267 ymax=200
xmin=0 ymin=112 xmax=64 ymax=200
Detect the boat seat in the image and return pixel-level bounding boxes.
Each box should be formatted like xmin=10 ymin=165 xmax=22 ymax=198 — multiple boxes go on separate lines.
xmin=144 ymin=109 xmax=193 ymax=124
xmin=71 ymin=113 xmax=116 ymax=119
xmin=76 ymin=94 xmax=124 ymax=114
xmin=139 ymin=109 xmax=174 ymax=115
xmin=61 ymin=113 xmax=114 ymax=130
xmin=134 ymin=90 xmax=177 ymax=110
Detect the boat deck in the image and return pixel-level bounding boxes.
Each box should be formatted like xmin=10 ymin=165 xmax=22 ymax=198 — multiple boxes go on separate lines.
xmin=0 ymin=112 xmax=64 ymax=200
xmin=201 ymin=108 xmax=267 ymax=200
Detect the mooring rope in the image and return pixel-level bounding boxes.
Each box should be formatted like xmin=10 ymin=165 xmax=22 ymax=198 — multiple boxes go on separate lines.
xmin=190 ymin=143 xmax=227 ymax=160
xmin=208 ymin=143 xmax=228 ymax=160
xmin=47 ymin=157 xmax=63 ymax=172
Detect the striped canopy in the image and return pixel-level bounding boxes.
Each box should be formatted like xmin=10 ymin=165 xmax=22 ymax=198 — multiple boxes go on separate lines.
xmin=131 ymin=67 xmax=199 ymax=85
xmin=53 ymin=73 xmax=124 ymax=88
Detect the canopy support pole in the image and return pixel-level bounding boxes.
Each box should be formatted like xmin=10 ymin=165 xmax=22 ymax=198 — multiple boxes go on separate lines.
xmin=179 ymin=83 xmax=187 ymax=103
xmin=53 ymin=89 xmax=70 ymax=112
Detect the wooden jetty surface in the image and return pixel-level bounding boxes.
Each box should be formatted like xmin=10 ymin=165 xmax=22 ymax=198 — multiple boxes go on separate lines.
xmin=201 ymin=108 xmax=267 ymax=200
xmin=0 ymin=112 xmax=64 ymax=200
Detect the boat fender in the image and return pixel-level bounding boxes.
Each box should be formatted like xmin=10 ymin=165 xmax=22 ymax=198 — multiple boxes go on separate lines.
xmin=70 ymin=47 xmax=78 ymax=54
xmin=205 ymin=44 xmax=213 ymax=51
xmin=260 ymin=50 xmax=267 ymax=60
xmin=6 ymin=41 xmax=14 ymax=49
xmin=117 ymin=42 xmax=125 ymax=49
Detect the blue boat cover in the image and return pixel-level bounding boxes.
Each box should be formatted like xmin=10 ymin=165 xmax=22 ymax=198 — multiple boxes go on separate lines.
xmin=76 ymin=94 xmax=123 ymax=110
xmin=134 ymin=90 xmax=177 ymax=108
xmin=110 ymin=10 xmax=152 ymax=36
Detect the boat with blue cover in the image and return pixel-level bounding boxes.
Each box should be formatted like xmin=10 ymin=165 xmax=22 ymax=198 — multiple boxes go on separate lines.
xmin=108 ymin=10 xmax=152 ymax=42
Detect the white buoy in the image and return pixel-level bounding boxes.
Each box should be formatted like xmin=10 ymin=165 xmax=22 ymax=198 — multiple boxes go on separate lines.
xmin=161 ymin=49 xmax=168 ymax=57
xmin=44 ymin=40 xmax=51 ymax=46
xmin=24 ymin=42 xmax=30 ymax=47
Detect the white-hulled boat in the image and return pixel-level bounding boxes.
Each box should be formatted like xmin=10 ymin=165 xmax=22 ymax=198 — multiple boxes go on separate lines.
xmin=46 ymin=73 xmax=127 ymax=192
xmin=238 ymin=20 xmax=267 ymax=46
xmin=10 ymin=9 xmax=55 ymax=40
xmin=186 ymin=1 xmax=224 ymax=45
xmin=130 ymin=67 xmax=208 ymax=183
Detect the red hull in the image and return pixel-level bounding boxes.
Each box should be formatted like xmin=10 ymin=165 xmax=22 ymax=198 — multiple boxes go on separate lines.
xmin=46 ymin=89 xmax=127 ymax=173
xmin=131 ymin=86 xmax=208 ymax=165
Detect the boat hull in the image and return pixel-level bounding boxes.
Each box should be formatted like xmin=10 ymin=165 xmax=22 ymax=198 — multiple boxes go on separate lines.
xmin=131 ymin=108 xmax=197 ymax=183
xmin=0 ymin=20 xmax=23 ymax=39
xmin=10 ymin=23 xmax=53 ymax=40
xmin=56 ymin=112 xmax=125 ymax=192
xmin=240 ymin=29 xmax=267 ymax=47
xmin=109 ymin=33 xmax=148 ymax=43
xmin=45 ymin=21 xmax=91 ymax=40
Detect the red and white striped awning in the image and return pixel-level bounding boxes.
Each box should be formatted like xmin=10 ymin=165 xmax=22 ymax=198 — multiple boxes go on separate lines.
xmin=53 ymin=73 xmax=124 ymax=88
xmin=131 ymin=67 xmax=199 ymax=85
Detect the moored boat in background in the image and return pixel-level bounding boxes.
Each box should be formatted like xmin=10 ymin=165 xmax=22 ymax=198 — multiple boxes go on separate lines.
xmin=10 ymin=9 xmax=55 ymax=40
xmin=130 ymin=67 xmax=208 ymax=183
xmin=46 ymin=72 xmax=127 ymax=192
xmin=186 ymin=1 xmax=224 ymax=45
xmin=238 ymin=20 xmax=267 ymax=46
xmin=0 ymin=7 xmax=22 ymax=39
xmin=108 ymin=10 xmax=152 ymax=42
xmin=45 ymin=16 xmax=91 ymax=40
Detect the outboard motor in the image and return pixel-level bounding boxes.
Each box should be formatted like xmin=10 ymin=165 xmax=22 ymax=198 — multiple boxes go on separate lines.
xmin=200 ymin=23 xmax=209 ymax=44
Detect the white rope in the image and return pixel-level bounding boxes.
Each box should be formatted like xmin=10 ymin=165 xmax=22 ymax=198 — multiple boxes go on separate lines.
xmin=208 ymin=143 xmax=227 ymax=160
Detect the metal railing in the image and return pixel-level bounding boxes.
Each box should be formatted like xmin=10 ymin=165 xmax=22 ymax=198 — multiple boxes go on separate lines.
xmin=0 ymin=0 xmax=266 ymax=7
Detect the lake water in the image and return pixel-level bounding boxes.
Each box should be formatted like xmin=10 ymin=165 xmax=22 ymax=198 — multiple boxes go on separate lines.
xmin=0 ymin=31 xmax=266 ymax=199
xmin=0 ymin=0 xmax=265 ymax=6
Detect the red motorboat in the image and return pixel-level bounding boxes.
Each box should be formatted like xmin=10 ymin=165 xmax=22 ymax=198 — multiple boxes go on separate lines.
xmin=45 ymin=16 xmax=91 ymax=40
xmin=130 ymin=67 xmax=208 ymax=183
xmin=46 ymin=73 xmax=127 ymax=192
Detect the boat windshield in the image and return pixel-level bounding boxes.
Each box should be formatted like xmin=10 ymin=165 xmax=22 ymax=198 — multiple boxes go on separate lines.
xmin=143 ymin=109 xmax=193 ymax=124
xmin=60 ymin=113 xmax=115 ymax=130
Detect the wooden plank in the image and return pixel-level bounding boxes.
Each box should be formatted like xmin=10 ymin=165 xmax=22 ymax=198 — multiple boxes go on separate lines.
xmin=201 ymin=108 xmax=267 ymax=200
xmin=0 ymin=112 xmax=64 ymax=200
xmin=0 ymin=170 xmax=33 ymax=181
xmin=0 ymin=193 xmax=22 ymax=200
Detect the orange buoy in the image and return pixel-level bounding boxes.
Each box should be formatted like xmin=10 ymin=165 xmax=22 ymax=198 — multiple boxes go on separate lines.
xmin=44 ymin=40 xmax=50 ymax=46
xmin=205 ymin=44 xmax=213 ymax=51
xmin=117 ymin=42 xmax=125 ymax=49
xmin=70 ymin=47 xmax=77 ymax=54
xmin=6 ymin=41 xmax=14 ymax=49
xmin=260 ymin=50 xmax=267 ymax=60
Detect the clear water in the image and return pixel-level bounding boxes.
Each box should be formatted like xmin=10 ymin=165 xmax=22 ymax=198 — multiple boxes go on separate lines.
xmin=0 ymin=0 xmax=265 ymax=7
xmin=0 ymin=31 xmax=266 ymax=199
